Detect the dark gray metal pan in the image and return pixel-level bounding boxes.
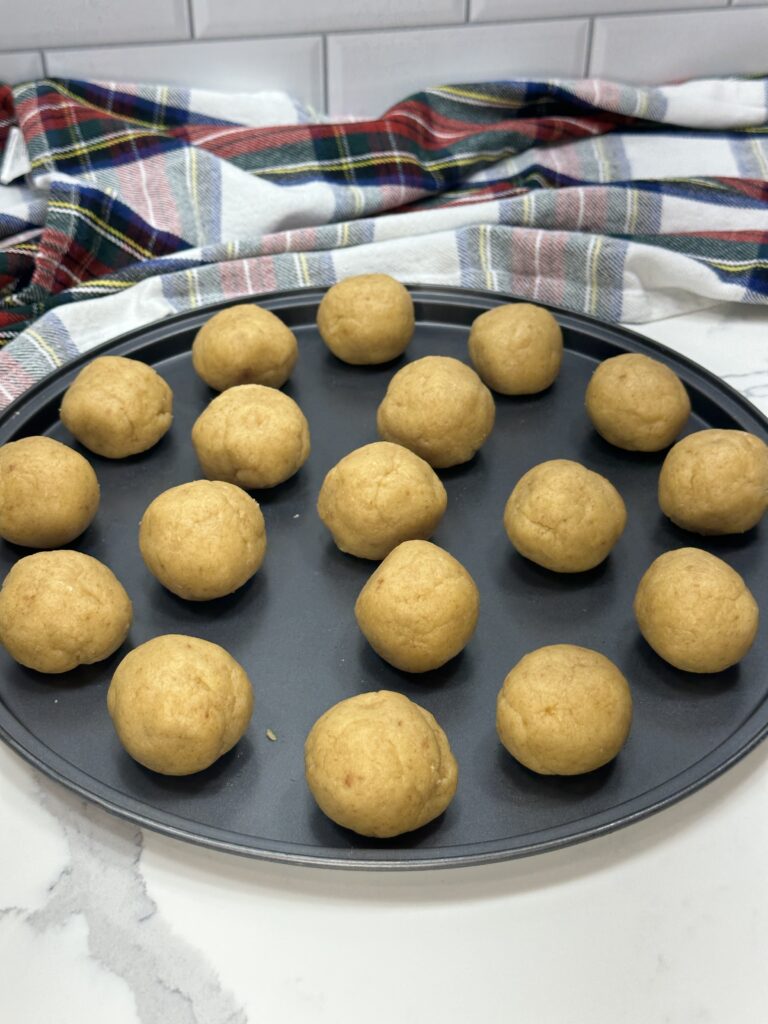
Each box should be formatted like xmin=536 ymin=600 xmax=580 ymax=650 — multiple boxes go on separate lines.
xmin=0 ymin=286 xmax=766 ymax=868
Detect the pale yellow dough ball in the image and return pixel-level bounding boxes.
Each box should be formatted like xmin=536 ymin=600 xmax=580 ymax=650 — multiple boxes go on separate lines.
xmin=354 ymin=540 xmax=479 ymax=672
xmin=634 ymin=547 xmax=758 ymax=673
xmin=468 ymin=303 xmax=563 ymax=395
xmin=377 ymin=356 xmax=495 ymax=468
xmin=192 ymin=304 xmax=298 ymax=391
xmin=496 ymin=644 xmax=632 ymax=775
xmin=304 ymin=690 xmax=458 ymax=837
xmin=139 ymin=480 xmax=266 ymax=601
xmin=0 ymin=551 xmax=132 ymax=673
xmin=191 ymin=384 xmax=310 ymax=488
xmin=586 ymin=353 xmax=690 ymax=452
xmin=317 ymin=441 xmax=447 ymax=560
xmin=504 ymin=459 xmax=626 ymax=572
xmin=0 ymin=436 xmax=99 ymax=548
xmin=107 ymin=634 xmax=253 ymax=775
xmin=317 ymin=274 xmax=414 ymax=365
xmin=659 ymin=429 xmax=768 ymax=534
xmin=60 ymin=355 xmax=173 ymax=458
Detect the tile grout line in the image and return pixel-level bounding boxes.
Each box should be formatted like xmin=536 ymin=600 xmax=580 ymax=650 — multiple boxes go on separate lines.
xmin=186 ymin=0 xmax=196 ymax=39
xmin=40 ymin=48 xmax=49 ymax=77
xmin=0 ymin=35 xmax=197 ymax=57
xmin=321 ymin=34 xmax=329 ymax=115
xmin=583 ymin=17 xmax=595 ymax=78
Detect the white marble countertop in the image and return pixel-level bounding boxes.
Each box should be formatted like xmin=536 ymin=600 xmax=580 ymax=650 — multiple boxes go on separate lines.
xmin=2 ymin=301 xmax=768 ymax=1024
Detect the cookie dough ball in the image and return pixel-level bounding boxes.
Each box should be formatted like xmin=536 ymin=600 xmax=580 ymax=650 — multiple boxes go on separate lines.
xmin=468 ymin=303 xmax=563 ymax=395
xmin=496 ymin=645 xmax=632 ymax=775
xmin=191 ymin=384 xmax=310 ymax=489
xmin=60 ymin=356 xmax=172 ymax=458
xmin=0 ymin=436 xmax=99 ymax=548
xmin=192 ymin=304 xmax=298 ymax=391
xmin=586 ymin=353 xmax=690 ymax=452
xmin=659 ymin=429 xmax=768 ymax=534
xmin=317 ymin=442 xmax=447 ymax=560
xmin=0 ymin=551 xmax=132 ymax=673
xmin=377 ymin=356 xmax=495 ymax=468
xmin=504 ymin=459 xmax=626 ymax=573
xmin=107 ymin=635 xmax=253 ymax=775
xmin=139 ymin=481 xmax=266 ymax=600
xmin=317 ymin=274 xmax=414 ymax=365
xmin=305 ymin=690 xmax=458 ymax=837
xmin=634 ymin=548 xmax=758 ymax=673
xmin=355 ymin=540 xmax=479 ymax=672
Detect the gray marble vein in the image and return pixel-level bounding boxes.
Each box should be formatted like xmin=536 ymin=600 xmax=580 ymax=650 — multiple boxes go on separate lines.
xmin=722 ymin=369 xmax=768 ymax=401
xmin=5 ymin=778 xmax=246 ymax=1024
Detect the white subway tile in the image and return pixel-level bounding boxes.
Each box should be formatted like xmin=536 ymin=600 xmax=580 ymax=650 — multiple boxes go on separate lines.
xmin=44 ymin=37 xmax=324 ymax=109
xmin=471 ymin=0 xmax=722 ymax=21
xmin=1 ymin=0 xmax=189 ymax=50
xmin=327 ymin=20 xmax=590 ymax=117
xmin=590 ymin=7 xmax=768 ymax=83
xmin=192 ymin=0 xmax=465 ymax=38
xmin=0 ymin=52 xmax=44 ymax=85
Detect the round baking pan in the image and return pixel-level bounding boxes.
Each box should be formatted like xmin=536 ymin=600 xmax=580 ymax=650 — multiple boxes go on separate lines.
xmin=0 ymin=286 xmax=766 ymax=869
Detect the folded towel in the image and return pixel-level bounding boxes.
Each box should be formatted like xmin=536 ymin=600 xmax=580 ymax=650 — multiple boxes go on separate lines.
xmin=0 ymin=75 xmax=766 ymax=408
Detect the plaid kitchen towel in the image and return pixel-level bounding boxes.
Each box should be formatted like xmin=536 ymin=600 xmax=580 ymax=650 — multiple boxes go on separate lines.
xmin=0 ymin=75 xmax=767 ymax=408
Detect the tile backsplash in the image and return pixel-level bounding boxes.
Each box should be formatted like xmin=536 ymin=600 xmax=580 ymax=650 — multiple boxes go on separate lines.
xmin=45 ymin=37 xmax=326 ymax=109
xmin=190 ymin=0 xmax=467 ymax=38
xmin=589 ymin=5 xmax=768 ymax=82
xmin=4 ymin=0 xmax=190 ymax=51
xmin=327 ymin=20 xmax=590 ymax=116
xmin=0 ymin=1 xmax=766 ymax=115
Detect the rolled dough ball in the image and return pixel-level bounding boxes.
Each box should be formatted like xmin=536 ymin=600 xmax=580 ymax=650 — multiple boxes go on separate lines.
xmin=496 ymin=644 xmax=632 ymax=775
xmin=60 ymin=355 xmax=172 ymax=458
xmin=0 ymin=551 xmax=132 ymax=673
xmin=586 ymin=353 xmax=691 ymax=452
xmin=107 ymin=634 xmax=253 ymax=775
xmin=139 ymin=480 xmax=266 ymax=600
xmin=658 ymin=429 xmax=768 ymax=534
xmin=317 ymin=441 xmax=447 ymax=560
xmin=0 ymin=436 xmax=99 ymax=548
xmin=377 ymin=356 xmax=495 ymax=468
xmin=304 ymin=690 xmax=458 ymax=837
xmin=192 ymin=304 xmax=298 ymax=391
xmin=191 ymin=384 xmax=310 ymax=488
xmin=634 ymin=547 xmax=758 ymax=673
xmin=317 ymin=274 xmax=414 ymax=365
xmin=354 ymin=539 xmax=479 ymax=672
xmin=504 ymin=459 xmax=626 ymax=572
xmin=468 ymin=303 xmax=563 ymax=395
